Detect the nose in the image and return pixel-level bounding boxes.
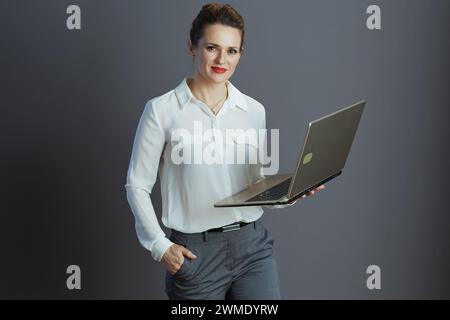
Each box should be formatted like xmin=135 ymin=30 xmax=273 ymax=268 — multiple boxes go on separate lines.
xmin=215 ymin=49 xmax=226 ymax=65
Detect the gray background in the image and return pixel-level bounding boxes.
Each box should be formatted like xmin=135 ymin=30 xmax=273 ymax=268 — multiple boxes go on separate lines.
xmin=1 ymin=0 xmax=449 ymax=299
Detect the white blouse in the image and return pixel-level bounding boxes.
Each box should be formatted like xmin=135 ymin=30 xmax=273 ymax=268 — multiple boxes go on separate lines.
xmin=125 ymin=78 xmax=270 ymax=261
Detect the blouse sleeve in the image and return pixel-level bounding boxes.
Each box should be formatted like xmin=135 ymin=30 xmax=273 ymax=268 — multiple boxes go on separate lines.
xmin=125 ymin=100 xmax=173 ymax=261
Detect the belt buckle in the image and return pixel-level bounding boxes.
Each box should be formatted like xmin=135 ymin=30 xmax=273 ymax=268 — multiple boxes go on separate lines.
xmin=221 ymin=223 xmax=241 ymax=232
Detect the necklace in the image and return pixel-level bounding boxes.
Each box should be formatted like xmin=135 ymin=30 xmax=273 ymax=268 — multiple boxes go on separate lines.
xmin=210 ymin=91 xmax=228 ymax=116
xmin=188 ymin=78 xmax=228 ymax=116
xmin=211 ymin=96 xmax=226 ymax=115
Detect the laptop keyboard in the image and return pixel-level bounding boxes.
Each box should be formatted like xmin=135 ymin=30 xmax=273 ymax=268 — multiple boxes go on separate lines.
xmin=246 ymin=177 xmax=292 ymax=202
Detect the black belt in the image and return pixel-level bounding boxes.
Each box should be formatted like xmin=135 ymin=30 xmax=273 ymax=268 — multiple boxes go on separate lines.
xmin=207 ymin=221 xmax=253 ymax=233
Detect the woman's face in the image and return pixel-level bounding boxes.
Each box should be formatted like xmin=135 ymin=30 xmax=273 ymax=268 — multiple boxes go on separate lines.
xmin=190 ymin=23 xmax=242 ymax=84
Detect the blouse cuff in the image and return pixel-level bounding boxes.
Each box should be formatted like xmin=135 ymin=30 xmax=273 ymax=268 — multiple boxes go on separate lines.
xmin=151 ymin=237 xmax=174 ymax=262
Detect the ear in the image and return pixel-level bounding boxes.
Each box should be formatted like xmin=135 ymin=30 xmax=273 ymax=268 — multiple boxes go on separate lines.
xmin=187 ymin=39 xmax=195 ymax=56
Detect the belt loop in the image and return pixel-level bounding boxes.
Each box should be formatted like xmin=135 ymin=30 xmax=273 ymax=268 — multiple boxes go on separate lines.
xmin=203 ymin=230 xmax=208 ymax=242
xmin=253 ymin=221 xmax=256 ymax=229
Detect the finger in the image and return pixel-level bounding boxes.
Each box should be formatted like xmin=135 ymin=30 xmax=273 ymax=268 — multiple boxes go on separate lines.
xmin=177 ymin=255 xmax=185 ymax=266
xmin=182 ymin=247 xmax=197 ymax=259
xmin=315 ymin=185 xmax=326 ymax=191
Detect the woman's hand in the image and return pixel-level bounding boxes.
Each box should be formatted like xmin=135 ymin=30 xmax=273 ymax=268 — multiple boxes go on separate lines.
xmin=289 ymin=184 xmax=326 ymax=205
xmin=267 ymin=184 xmax=326 ymax=209
xmin=161 ymin=244 xmax=197 ymax=275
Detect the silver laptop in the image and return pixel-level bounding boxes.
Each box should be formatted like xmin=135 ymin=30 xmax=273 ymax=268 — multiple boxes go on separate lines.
xmin=214 ymin=100 xmax=365 ymax=207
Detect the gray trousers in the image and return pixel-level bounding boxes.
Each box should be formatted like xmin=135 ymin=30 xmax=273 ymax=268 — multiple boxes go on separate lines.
xmin=165 ymin=219 xmax=281 ymax=300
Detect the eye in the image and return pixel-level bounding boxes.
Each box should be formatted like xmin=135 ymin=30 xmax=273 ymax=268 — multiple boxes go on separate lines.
xmin=228 ymin=49 xmax=238 ymax=55
xmin=206 ymin=46 xmax=216 ymax=52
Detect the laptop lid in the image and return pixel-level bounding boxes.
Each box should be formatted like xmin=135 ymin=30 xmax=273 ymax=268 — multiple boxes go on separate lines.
xmin=287 ymin=100 xmax=365 ymax=198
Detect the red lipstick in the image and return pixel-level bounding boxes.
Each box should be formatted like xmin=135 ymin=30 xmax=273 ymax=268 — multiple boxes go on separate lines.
xmin=211 ymin=66 xmax=227 ymax=74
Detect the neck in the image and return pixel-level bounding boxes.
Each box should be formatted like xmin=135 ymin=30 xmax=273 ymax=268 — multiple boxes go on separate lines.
xmin=187 ymin=75 xmax=228 ymax=106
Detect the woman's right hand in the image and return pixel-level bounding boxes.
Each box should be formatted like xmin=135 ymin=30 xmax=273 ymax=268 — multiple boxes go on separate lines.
xmin=161 ymin=244 xmax=197 ymax=275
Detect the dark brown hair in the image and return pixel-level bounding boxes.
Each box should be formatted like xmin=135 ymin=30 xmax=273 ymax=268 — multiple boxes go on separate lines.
xmin=190 ymin=3 xmax=245 ymax=51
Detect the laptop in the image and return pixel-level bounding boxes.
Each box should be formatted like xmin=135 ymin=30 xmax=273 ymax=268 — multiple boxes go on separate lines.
xmin=214 ymin=100 xmax=365 ymax=207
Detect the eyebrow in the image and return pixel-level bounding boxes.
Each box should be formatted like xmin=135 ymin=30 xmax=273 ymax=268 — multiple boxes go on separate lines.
xmin=206 ymin=42 xmax=239 ymax=50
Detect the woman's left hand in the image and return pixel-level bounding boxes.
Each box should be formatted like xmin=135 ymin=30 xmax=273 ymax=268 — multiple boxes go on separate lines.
xmin=264 ymin=184 xmax=326 ymax=209
xmin=288 ymin=184 xmax=326 ymax=205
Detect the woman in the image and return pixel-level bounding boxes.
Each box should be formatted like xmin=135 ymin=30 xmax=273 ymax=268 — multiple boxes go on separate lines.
xmin=125 ymin=3 xmax=325 ymax=300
